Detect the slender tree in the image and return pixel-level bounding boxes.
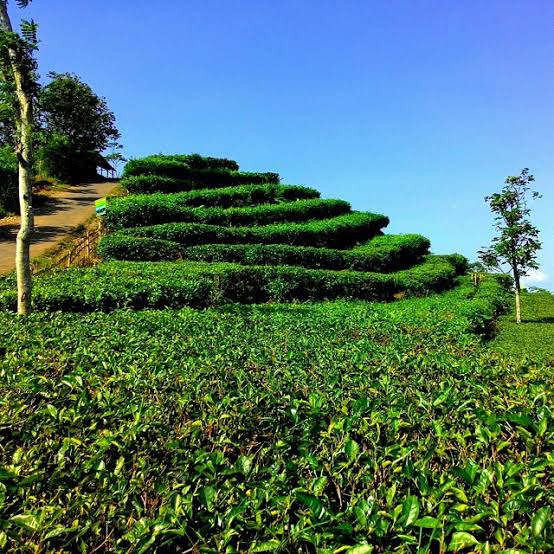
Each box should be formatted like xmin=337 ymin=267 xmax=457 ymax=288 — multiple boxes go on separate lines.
xmin=105 ymin=140 xmax=126 ymax=177
xmin=479 ymin=168 xmax=542 ymax=323
xmin=0 ymin=0 xmax=38 ymax=314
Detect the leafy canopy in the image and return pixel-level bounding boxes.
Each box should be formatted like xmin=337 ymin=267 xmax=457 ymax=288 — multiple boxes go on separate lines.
xmin=479 ymin=168 xmax=541 ymax=275
xmin=39 ymin=72 xmax=120 ymax=153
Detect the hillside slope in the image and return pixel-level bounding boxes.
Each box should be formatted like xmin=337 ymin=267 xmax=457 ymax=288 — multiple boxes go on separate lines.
xmin=95 ymin=154 xmax=467 ymax=310
xmin=0 ymin=153 xmax=468 ymax=311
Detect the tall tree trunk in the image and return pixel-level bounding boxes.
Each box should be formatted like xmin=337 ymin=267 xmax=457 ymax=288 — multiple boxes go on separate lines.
xmin=0 ymin=1 xmax=34 ymax=314
xmin=513 ymin=265 xmax=522 ymax=324
xmin=15 ymin=93 xmax=33 ymax=314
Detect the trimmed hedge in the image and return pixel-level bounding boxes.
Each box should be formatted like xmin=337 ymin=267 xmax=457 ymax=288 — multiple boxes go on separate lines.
xmin=97 ymin=236 xmax=183 ymax=261
xmin=97 ymin=235 xmax=181 ymax=261
xmin=107 ymin=185 xmax=320 ymax=228
xmin=105 ymin=185 xmax=321 ymax=229
xmin=104 ymin=198 xmax=351 ymax=230
xmin=121 ymin=167 xmax=279 ymax=192
xmin=0 ymin=256 xmax=459 ymax=312
xmin=100 ymin=233 xmax=432 ymax=272
xmin=99 ymin=212 xmax=389 ymax=256
xmin=121 ymin=171 xmax=281 ymax=194
xmin=123 ymin=154 xmax=239 ymax=176
xmin=179 ymin=234 xmax=431 ymax=272
xmin=439 ymin=253 xmax=469 ymax=276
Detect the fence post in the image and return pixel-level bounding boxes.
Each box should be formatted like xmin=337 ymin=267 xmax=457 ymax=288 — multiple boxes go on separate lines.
xmin=86 ymin=231 xmax=90 ymax=259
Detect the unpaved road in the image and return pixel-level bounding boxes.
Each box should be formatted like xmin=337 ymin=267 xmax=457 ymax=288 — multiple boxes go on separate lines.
xmin=0 ymin=182 xmax=118 ymax=275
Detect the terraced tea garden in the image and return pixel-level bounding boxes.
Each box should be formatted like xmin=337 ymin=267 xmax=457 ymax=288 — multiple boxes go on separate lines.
xmin=0 ymin=153 xmax=468 ymax=311
xmin=1 ymin=154 xmax=553 ymax=553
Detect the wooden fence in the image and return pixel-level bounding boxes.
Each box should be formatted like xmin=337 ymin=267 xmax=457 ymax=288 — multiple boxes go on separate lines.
xmin=32 ymin=225 xmax=104 ymax=275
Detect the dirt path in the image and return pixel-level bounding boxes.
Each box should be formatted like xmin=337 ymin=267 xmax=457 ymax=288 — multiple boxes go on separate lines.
xmin=0 ymin=181 xmax=118 ymax=275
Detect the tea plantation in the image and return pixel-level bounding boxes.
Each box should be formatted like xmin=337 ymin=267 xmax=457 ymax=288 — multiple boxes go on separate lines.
xmin=0 ymin=154 xmax=469 ymax=311
xmin=0 ymin=154 xmax=553 ymax=552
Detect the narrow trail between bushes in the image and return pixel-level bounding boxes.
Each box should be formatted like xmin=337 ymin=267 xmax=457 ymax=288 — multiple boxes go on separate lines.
xmin=0 ymin=181 xmax=118 ymax=275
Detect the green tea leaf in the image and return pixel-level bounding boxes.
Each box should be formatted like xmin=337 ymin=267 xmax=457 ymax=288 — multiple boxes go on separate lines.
xmin=199 ymin=486 xmax=217 ymax=512
xmin=448 ymin=531 xmax=479 ymax=551
xmin=531 ymin=506 xmax=551 ymax=537
xmin=10 ymin=513 xmax=40 ymax=531
xmin=342 ymin=544 xmax=374 ymax=554
xmin=296 ymin=492 xmax=324 ymax=519
xmin=402 ymin=495 xmax=420 ymax=526
xmin=414 ymin=516 xmax=440 ymax=528
xmin=251 ymin=539 xmax=281 ymax=552
xmin=345 ymin=438 xmax=360 ymax=460
xmin=236 ymin=455 xmax=252 ymax=476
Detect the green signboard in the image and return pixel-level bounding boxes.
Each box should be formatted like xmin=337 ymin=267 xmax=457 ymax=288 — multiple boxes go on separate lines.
xmin=95 ymin=197 xmax=107 ymax=216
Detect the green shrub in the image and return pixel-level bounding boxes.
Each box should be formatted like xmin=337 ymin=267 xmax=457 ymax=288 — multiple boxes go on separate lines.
xmin=0 ymin=256 xmax=457 ymax=312
xmin=351 ymin=234 xmax=432 ymax=270
xmin=493 ymin=273 xmax=514 ymax=290
xmin=0 ymin=269 xmax=213 ymax=311
xmin=105 ymin=212 xmax=389 ymax=253
xmin=104 ymin=197 xmax=351 ymax=229
xmin=121 ymin=170 xmax=281 ymax=194
xmin=2 ymin=278 xmax=536 ymax=553
xmin=106 ymin=185 xmax=320 ymax=229
xmin=157 ymin=234 xmax=429 ymax=272
xmin=97 ymin=235 xmax=182 ymax=261
xmin=121 ymin=159 xmax=279 ymax=189
xmin=124 ymin=153 xmax=239 ymax=175
xmin=440 ymin=253 xmax=469 ymax=275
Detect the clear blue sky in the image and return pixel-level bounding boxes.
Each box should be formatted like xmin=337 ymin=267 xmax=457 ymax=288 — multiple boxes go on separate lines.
xmin=19 ymin=0 xmax=554 ymax=288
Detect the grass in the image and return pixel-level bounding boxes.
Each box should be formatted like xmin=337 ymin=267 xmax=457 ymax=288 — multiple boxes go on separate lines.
xmin=491 ymin=290 xmax=554 ymax=365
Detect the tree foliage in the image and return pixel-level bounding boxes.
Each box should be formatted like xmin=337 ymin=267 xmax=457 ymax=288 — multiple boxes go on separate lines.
xmin=39 ymin=72 xmax=119 ymax=152
xmin=479 ymin=168 xmax=542 ymax=323
xmin=479 ymin=169 xmax=541 ymax=275
xmin=0 ymin=0 xmax=38 ymax=313
xmin=0 ymin=6 xmax=39 ymax=211
xmin=38 ymin=72 xmax=120 ymax=181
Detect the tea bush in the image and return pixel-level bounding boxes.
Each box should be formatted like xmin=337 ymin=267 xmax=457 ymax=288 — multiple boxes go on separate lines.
xmin=102 ymin=152 xmax=465 ymax=302
xmin=102 ymin=233 xmax=431 ymax=271
xmin=140 ymin=153 xmax=240 ymax=171
xmin=123 ymin=153 xmax=240 ymax=176
xmin=104 ymin=198 xmax=351 ymax=230
xmin=180 ymin=234 xmax=430 ymax=271
xmin=97 ymin=235 xmax=182 ymax=262
xmin=0 ymin=256 xmax=459 ymax=312
xmin=105 ymin=184 xmax=320 ymax=226
xmin=3 ymin=279 xmax=553 ymax=553
xmin=121 ymin=168 xmax=280 ymax=192
xmin=107 ymin=212 xmax=389 ymax=251
xmin=179 ymin=235 xmax=429 ymax=272
xmin=120 ymin=170 xmax=283 ymax=194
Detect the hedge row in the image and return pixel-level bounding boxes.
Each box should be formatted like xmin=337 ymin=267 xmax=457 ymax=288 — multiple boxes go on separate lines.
xmin=121 ymin=170 xmax=281 ymax=194
xmin=104 ymin=197 xmax=350 ymax=230
xmin=180 ymin=234 xmax=431 ymax=272
xmin=97 ymin=236 xmax=183 ymax=261
xmin=99 ymin=212 xmax=390 ymax=257
xmin=0 ymin=257 xmax=459 ymax=312
xmin=99 ymin=232 xmax=432 ymax=272
xmin=105 ymin=185 xmax=320 ymax=230
xmin=123 ymin=154 xmax=239 ymax=177
xmin=122 ymin=165 xmax=280 ymax=192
